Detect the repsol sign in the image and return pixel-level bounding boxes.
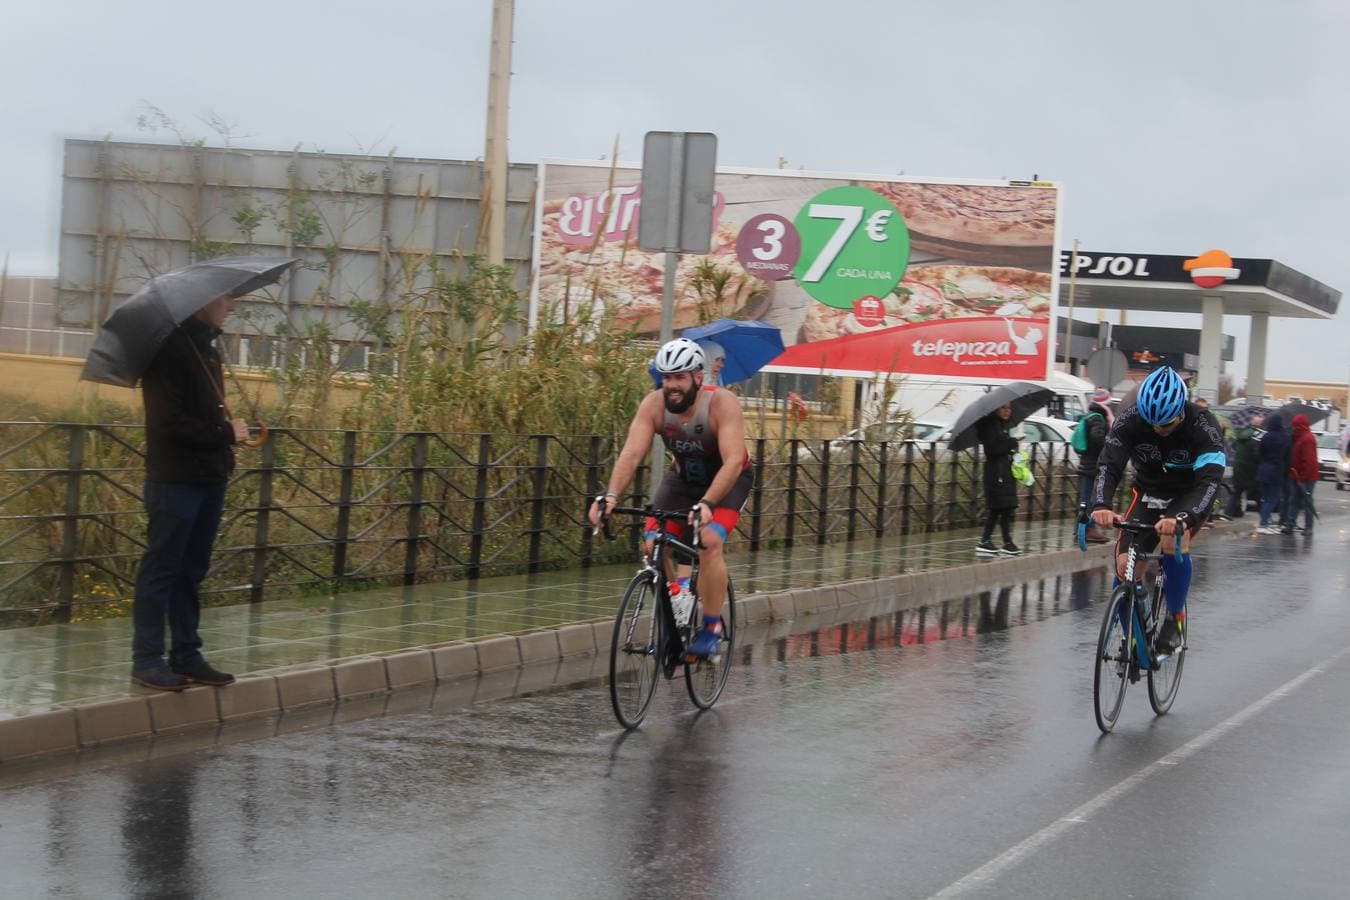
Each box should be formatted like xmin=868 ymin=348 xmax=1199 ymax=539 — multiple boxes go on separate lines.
xmin=1058 ymin=251 xmax=1269 ymax=286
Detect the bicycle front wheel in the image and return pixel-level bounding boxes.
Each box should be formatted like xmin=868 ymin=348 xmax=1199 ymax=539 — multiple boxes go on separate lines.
xmin=610 ymin=573 xmax=662 ymax=729
xmin=1148 ymin=607 xmax=1186 ymax=715
xmin=1094 ymin=587 xmax=1130 ymax=733
xmin=685 ymin=577 xmax=735 ymax=710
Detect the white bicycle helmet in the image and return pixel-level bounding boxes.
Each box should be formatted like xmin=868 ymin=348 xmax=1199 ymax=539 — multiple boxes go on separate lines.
xmin=653 ymin=338 xmax=705 ymax=374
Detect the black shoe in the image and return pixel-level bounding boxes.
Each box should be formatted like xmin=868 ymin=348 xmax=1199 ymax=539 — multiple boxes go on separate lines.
xmin=1153 ymin=615 xmax=1184 ymax=656
xmin=132 ymin=668 xmax=191 ymax=692
xmin=172 ymin=659 xmax=236 ymax=686
xmin=1279 ymin=525 xmax=1295 ymax=535
xmin=976 ymin=540 xmax=998 ymax=557
xmin=1000 ymin=541 xmax=1021 ymax=556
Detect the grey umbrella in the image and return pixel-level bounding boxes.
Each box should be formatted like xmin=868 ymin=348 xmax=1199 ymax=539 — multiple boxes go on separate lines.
xmin=947 ymin=381 xmax=1057 ymax=452
xmin=81 ymin=256 xmax=297 ymax=388
xmin=1277 ymin=401 xmax=1330 ymax=427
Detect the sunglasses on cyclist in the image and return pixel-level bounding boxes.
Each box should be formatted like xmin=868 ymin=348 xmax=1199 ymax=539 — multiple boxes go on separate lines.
xmin=1152 ymin=413 xmax=1184 ymax=432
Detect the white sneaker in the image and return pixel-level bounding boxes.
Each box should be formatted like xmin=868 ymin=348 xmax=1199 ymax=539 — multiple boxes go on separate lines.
xmin=1255 ymin=525 xmax=1281 ymax=535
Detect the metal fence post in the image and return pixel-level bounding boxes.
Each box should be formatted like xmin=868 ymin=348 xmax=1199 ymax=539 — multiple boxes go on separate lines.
xmin=468 ymin=433 xmax=492 ymax=580
xmin=403 ymin=433 xmax=429 ymax=586
xmin=846 ymin=442 xmax=860 ymax=541
xmin=750 ymin=438 xmax=766 ymax=551
xmin=786 ymin=440 xmax=798 ymax=548
xmin=250 ymin=431 xmax=277 ymax=603
xmin=57 ymin=424 xmax=85 ymax=622
xmin=924 ymin=444 xmax=937 ymax=533
xmin=875 ymin=441 xmax=889 ymax=538
xmin=582 ymin=435 xmax=602 ymax=567
xmin=1024 ymin=443 xmax=1039 ymax=525
xmin=331 ymin=430 xmax=357 ymax=583
xmin=817 ymin=445 xmax=830 ymax=545
xmin=901 ymin=441 xmax=914 ymax=535
xmin=528 ymin=435 xmax=549 ymax=573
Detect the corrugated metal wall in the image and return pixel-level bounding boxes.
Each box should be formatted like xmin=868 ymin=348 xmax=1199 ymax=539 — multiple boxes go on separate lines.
xmin=54 ymin=139 xmax=536 ymax=359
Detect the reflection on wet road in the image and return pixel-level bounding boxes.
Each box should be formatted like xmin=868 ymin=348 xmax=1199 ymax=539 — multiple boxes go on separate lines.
xmin=3 ymin=508 xmax=1349 ymax=899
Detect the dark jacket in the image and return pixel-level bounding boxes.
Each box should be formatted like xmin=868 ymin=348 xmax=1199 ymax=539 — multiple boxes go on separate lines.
xmin=142 ymin=316 xmax=237 ymax=484
xmin=977 ymin=413 xmax=1020 ymax=511
xmin=1232 ymin=424 xmax=1260 ymax=491
xmin=1289 ymin=414 xmax=1319 ymax=482
xmin=1256 ymin=415 xmax=1291 ymax=485
xmin=1092 ymin=401 xmax=1226 ymax=521
xmin=1075 ymin=404 xmax=1110 ymax=475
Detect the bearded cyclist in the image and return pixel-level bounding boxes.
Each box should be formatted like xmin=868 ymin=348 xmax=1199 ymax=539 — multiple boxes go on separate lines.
xmin=1090 ymin=366 xmax=1226 ymax=655
xmin=588 ymin=338 xmax=752 ymax=658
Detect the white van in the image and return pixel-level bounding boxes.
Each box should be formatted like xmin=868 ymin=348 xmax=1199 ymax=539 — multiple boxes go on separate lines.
xmin=863 ymin=371 xmax=1095 ymax=424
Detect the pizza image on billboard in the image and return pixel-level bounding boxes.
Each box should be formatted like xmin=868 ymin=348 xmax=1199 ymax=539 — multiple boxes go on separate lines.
xmin=531 ymin=161 xmax=1061 ymax=383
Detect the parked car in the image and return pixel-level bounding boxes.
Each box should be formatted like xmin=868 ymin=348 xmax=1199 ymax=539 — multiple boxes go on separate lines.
xmin=1315 ymin=432 xmax=1343 ymax=486
xmin=795 ymin=420 xmax=949 ymax=461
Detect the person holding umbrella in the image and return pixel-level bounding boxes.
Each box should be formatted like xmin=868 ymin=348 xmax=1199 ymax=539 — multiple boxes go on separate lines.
xmin=946 ymin=381 xmax=1055 ymax=557
xmin=83 ymin=256 xmax=296 ymax=691
xmin=975 ymin=404 xmax=1022 ymax=556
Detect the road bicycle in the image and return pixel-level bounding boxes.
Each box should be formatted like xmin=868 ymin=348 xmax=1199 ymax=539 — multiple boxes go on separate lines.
xmin=1080 ymin=515 xmax=1187 ymax=733
xmin=595 ymin=504 xmax=736 ymax=729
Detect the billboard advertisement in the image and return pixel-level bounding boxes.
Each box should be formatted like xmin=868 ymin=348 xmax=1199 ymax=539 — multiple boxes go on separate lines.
xmin=531 ymin=161 xmax=1062 ymax=382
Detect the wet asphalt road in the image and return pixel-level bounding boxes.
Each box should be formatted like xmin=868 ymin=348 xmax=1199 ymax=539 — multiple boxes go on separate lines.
xmin=3 ymin=503 xmax=1349 ymax=899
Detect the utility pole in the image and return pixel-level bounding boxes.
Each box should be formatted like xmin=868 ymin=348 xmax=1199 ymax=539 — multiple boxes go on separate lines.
xmin=481 ymin=0 xmax=514 ymax=266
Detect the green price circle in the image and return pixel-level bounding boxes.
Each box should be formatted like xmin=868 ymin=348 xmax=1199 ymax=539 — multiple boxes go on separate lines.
xmin=791 ymin=186 xmax=910 ymax=308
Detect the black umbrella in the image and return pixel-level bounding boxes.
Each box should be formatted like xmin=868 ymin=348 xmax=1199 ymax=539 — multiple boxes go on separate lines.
xmin=947 ymin=381 xmax=1056 ymax=452
xmin=1277 ymin=401 xmax=1330 ymax=427
xmin=81 ymin=255 xmax=297 ymax=388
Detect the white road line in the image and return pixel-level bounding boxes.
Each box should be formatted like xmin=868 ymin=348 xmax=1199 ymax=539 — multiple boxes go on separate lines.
xmin=931 ymin=643 xmax=1350 ymax=899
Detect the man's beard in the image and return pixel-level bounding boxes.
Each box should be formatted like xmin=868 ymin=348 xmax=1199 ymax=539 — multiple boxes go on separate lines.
xmin=664 ymin=385 xmax=697 ymax=414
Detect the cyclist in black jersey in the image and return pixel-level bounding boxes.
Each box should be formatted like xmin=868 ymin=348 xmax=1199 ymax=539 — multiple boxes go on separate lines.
xmin=589 ymin=338 xmax=752 ymax=658
xmin=1090 ymin=366 xmax=1226 ymax=655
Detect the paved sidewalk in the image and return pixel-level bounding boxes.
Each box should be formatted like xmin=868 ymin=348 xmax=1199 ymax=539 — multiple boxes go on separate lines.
xmin=0 ymin=519 xmax=1112 ymax=763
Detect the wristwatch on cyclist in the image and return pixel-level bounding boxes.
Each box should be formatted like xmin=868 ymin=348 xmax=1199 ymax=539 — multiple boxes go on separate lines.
xmin=596 ymin=491 xmax=617 ymax=505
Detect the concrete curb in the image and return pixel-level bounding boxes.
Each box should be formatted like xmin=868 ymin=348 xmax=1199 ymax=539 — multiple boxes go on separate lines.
xmin=0 ymin=541 xmax=1116 ymax=765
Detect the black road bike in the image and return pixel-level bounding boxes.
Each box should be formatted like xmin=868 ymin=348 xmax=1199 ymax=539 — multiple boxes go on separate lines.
xmin=1083 ymin=517 xmax=1188 ymax=733
xmin=596 ymin=504 xmax=736 ymax=729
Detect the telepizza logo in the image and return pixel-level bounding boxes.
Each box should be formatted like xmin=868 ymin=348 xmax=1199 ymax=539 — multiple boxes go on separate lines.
xmin=1182 ymin=249 xmax=1240 ymax=289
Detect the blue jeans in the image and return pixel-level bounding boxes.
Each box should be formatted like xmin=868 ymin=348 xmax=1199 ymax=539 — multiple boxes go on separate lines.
xmin=1257 ymin=478 xmax=1283 ymax=526
xmin=131 ymin=481 xmax=227 ymax=672
xmin=1281 ymin=479 xmax=1316 ymax=529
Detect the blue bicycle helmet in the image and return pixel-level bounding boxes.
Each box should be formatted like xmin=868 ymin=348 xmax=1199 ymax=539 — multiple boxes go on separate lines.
xmin=1135 ymin=366 xmax=1187 ymax=425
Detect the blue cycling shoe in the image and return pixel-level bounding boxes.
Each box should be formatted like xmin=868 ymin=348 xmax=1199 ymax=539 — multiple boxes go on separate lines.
xmin=687 ymin=617 xmax=725 ymax=659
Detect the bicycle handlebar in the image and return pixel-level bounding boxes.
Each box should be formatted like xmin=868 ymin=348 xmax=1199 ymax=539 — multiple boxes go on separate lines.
xmin=590 ymin=500 xmax=704 ymax=550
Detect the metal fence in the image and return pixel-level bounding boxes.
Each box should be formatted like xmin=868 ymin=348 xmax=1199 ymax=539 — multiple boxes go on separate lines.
xmin=0 ymin=423 xmax=1081 ymax=624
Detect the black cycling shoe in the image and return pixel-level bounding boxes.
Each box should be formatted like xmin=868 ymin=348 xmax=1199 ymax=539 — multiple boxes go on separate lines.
xmin=1153 ymin=615 xmax=1184 ymax=656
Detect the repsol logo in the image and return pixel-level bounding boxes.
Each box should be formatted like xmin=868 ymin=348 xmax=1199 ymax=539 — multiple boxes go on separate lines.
xmin=1058 ymin=253 xmax=1152 ymax=278
xmin=911 ymin=339 xmax=1012 ymax=363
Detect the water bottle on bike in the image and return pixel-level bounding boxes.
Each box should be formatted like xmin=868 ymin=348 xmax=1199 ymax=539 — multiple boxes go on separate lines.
xmin=668 ymin=577 xmax=694 ymax=627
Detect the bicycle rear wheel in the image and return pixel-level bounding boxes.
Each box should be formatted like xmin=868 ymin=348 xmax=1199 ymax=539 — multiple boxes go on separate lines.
xmin=1148 ymin=597 xmax=1186 ymax=715
xmin=1094 ymin=587 xmax=1130 ymax=733
xmin=685 ymin=577 xmax=735 ymax=710
xmin=610 ymin=573 xmax=662 ymax=729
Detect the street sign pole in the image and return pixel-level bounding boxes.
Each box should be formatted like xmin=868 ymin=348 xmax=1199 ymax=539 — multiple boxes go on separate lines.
xmin=658 ymin=133 xmax=686 ymax=345
xmin=639 ymin=130 xmax=718 ymax=480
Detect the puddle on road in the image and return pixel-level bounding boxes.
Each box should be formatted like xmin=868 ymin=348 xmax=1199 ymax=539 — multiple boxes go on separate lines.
xmin=763 ymin=566 xmax=1112 ymax=665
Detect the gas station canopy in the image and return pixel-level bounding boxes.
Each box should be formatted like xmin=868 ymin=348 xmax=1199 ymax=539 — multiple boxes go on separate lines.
xmin=1057 ymin=250 xmax=1340 ymax=320
xmin=1055 ymin=249 xmax=1340 ymax=403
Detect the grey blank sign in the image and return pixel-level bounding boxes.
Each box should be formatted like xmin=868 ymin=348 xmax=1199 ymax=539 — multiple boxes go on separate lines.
xmin=1087 ymin=348 xmax=1129 ymax=392
xmin=638 ymin=131 xmax=718 ymax=253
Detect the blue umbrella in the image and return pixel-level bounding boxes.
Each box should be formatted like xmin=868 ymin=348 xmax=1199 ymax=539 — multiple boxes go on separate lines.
xmin=647 ymin=318 xmax=786 ymax=388
xmin=682 ymin=318 xmax=785 ymax=384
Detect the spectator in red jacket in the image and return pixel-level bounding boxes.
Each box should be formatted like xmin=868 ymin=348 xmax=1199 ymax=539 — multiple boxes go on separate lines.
xmin=1280 ymin=414 xmax=1320 ymax=534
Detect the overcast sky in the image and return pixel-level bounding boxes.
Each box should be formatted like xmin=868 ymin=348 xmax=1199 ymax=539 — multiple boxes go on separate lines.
xmin=3 ymin=0 xmax=1347 ymax=383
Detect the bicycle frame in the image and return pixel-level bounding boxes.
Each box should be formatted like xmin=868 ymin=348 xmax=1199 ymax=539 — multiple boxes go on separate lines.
xmin=601 ymin=505 xmax=704 ymax=671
